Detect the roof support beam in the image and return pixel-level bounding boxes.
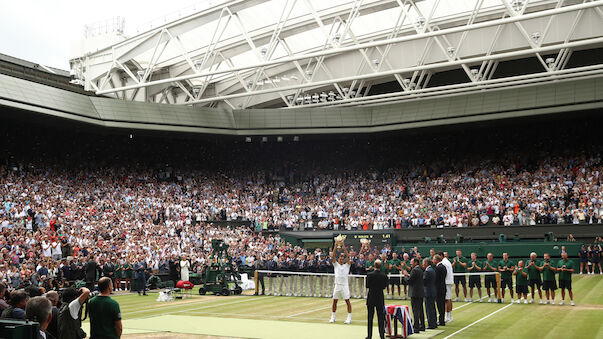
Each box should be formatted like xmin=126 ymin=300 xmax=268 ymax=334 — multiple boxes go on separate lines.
xmin=95 ymin=1 xmax=603 ymax=96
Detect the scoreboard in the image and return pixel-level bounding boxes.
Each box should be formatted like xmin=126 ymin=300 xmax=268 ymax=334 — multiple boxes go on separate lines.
xmin=340 ymin=232 xmax=393 ymax=249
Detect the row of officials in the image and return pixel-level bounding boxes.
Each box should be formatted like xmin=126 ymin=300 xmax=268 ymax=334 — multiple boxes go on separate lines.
xmin=366 ymin=255 xmax=445 ymax=339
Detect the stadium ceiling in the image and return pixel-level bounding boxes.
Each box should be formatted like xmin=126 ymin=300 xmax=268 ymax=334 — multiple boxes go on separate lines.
xmin=71 ymin=0 xmax=603 ymax=110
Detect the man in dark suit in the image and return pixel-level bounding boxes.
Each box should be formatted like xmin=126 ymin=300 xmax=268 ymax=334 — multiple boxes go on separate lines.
xmin=423 ymin=258 xmax=437 ymax=329
xmin=134 ymin=257 xmax=147 ymax=296
xmin=254 ymin=255 xmax=265 ymax=295
xmin=169 ymin=255 xmax=180 ymax=285
xmin=102 ymin=257 xmax=116 ymax=289
xmin=434 ymin=254 xmax=447 ymax=326
xmin=366 ymin=259 xmax=388 ymax=339
xmin=85 ymin=256 xmax=101 ymax=290
xmin=402 ymin=258 xmax=425 ymax=333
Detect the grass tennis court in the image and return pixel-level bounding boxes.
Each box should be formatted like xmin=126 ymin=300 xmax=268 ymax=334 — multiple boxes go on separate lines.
xmin=81 ymin=275 xmax=603 ymax=338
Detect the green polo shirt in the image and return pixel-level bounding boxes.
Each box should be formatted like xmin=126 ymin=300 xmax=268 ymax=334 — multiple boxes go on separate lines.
xmin=452 ymin=256 xmax=468 ymax=273
xmin=388 ymin=259 xmax=401 ymax=274
xmin=401 ymin=260 xmax=410 ymax=273
xmin=498 ymin=259 xmax=515 ymax=280
xmin=380 ymin=260 xmax=388 ymax=274
xmin=115 ymin=264 xmax=122 ymax=279
xmin=365 ymin=260 xmax=375 ymax=272
xmin=468 ymin=259 xmax=482 ymax=272
xmin=123 ymin=263 xmax=132 ymax=279
xmin=515 ymin=267 xmax=528 ymax=286
xmin=468 ymin=259 xmax=481 ymax=281
xmin=483 ymin=260 xmax=498 ymax=273
xmin=88 ymin=296 xmax=121 ymax=339
xmin=542 ymin=260 xmax=556 ymax=281
xmin=557 ymin=259 xmax=574 ymax=281
xmin=526 ymin=259 xmax=542 ymax=280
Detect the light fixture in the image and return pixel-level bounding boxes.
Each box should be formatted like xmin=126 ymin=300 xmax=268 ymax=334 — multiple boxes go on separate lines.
xmin=334 ymin=33 xmax=341 ymax=41
xmin=335 ymin=94 xmax=342 ymax=100
xmin=260 ymin=47 xmax=268 ymax=55
xmin=194 ymin=59 xmax=203 ymax=70
xmin=403 ymin=79 xmax=411 ymax=86
xmin=511 ymin=0 xmax=524 ymax=12
xmin=261 ymin=137 xmax=268 ymax=143
xmin=277 ymin=136 xmax=283 ymax=142
xmin=256 ymin=80 xmax=264 ymax=86
xmin=290 ymin=75 xmax=298 ymax=81
xmin=471 ymin=69 xmax=480 ymax=80
xmin=328 ymin=91 xmax=335 ymax=101
xmin=447 ymin=46 xmax=456 ymax=56
xmin=372 ymin=59 xmax=380 ymax=66
xmin=137 ymin=70 xmax=145 ymax=79
xmin=312 ymin=94 xmax=319 ymax=103
xmin=281 ymin=75 xmax=290 ymax=81
xmin=531 ymin=32 xmax=541 ymax=44
xmin=247 ymin=80 xmax=253 ymax=87
xmin=192 ymin=87 xmax=201 ymax=96
xmin=305 ymin=70 xmax=313 ymax=76
xmin=273 ymin=77 xmax=281 ymax=83
xmin=293 ymin=136 xmax=300 ymax=142
xmin=545 ymin=57 xmax=555 ymax=68
xmin=415 ymin=16 xmax=426 ymax=28
xmin=245 ymin=137 xmax=252 ymax=143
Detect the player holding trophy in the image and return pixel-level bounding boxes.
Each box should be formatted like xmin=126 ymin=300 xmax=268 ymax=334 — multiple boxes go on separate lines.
xmin=329 ymin=235 xmax=353 ymax=324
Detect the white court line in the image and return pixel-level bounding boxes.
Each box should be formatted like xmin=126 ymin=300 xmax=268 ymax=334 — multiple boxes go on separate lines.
xmin=171 ymin=296 xmax=277 ymax=314
xmin=286 ymin=299 xmax=364 ymax=318
xmin=454 ymin=296 xmax=488 ymax=310
xmin=128 ymin=296 xmax=276 ymax=317
xmin=443 ymin=303 xmax=513 ymax=339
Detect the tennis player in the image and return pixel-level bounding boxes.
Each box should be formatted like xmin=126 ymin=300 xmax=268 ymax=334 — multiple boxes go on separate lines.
xmin=329 ymin=239 xmax=352 ymax=324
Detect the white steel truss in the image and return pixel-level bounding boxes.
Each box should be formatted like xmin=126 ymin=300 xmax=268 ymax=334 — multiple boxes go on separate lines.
xmin=71 ymin=0 xmax=603 ymax=109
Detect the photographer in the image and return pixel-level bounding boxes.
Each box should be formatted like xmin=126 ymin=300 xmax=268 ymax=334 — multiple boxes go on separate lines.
xmin=58 ymin=287 xmax=90 ymax=339
xmin=25 ymin=296 xmax=54 ymax=339
xmin=44 ymin=291 xmax=60 ymax=338
xmin=0 ymin=282 xmax=8 ymax=313
xmin=1 ymin=290 xmax=29 ymax=319
xmin=88 ymin=277 xmax=122 ymax=339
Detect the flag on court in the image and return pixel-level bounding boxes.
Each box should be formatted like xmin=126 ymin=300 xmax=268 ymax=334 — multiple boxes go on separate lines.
xmin=384 ymin=305 xmax=414 ymax=338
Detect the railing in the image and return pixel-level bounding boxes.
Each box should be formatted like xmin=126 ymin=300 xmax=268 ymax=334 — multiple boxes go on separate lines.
xmin=135 ymin=0 xmax=229 ymax=34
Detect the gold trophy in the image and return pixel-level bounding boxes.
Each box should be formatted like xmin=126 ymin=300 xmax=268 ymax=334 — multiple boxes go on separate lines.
xmin=360 ymin=238 xmax=371 ymax=249
xmin=334 ymin=234 xmax=347 ymax=249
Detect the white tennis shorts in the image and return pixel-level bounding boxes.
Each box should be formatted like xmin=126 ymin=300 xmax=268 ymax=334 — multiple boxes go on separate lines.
xmin=333 ymin=284 xmax=351 ymax=300
xmin=445 ymin=284 xmax=453 ymax=300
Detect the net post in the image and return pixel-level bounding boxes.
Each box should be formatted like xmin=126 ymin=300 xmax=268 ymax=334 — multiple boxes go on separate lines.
xmin=254 ymin=270 xmax=259 ymax=295
xmin=496 ymin=272 xmax=501 ymax=302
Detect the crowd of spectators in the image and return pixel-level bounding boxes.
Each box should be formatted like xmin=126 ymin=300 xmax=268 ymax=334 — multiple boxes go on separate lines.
xmin=0 ymin=111 xmax=602 ymax=303
xmin=2 ymin=152 xmax=602 ymax=236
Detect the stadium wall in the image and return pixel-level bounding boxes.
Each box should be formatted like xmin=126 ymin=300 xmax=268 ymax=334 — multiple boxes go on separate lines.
xmin=1 ymin=72 xmax=602 ymax=135
xmin=281 ymin=224 xmax=603 ymax=246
